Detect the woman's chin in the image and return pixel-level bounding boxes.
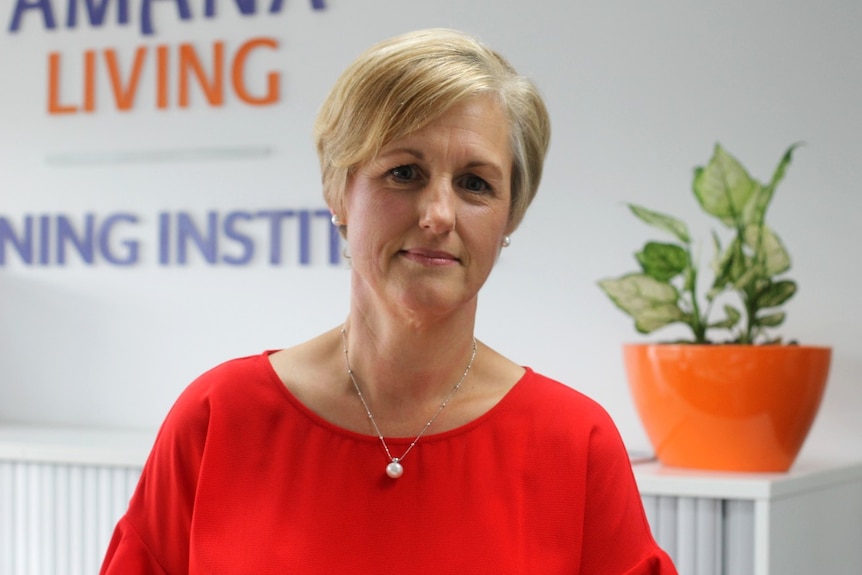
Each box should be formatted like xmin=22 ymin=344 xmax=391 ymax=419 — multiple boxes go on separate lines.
xmin=390 ymin=286 xmax=475 ymax=318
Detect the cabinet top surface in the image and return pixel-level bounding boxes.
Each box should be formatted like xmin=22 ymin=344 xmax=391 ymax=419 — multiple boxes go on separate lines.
xmin=0 ymin=424 xmax=155 ymax=467
xmin=632 ymin=457 xmax=862 ymax=499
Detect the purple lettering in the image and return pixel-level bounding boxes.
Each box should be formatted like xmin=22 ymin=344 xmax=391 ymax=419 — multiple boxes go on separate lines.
xmin=8 ymin=0 xmax=56 ymax=31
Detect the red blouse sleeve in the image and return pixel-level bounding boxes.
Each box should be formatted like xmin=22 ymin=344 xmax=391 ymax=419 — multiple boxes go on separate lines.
xmin=579 ymin=413 xmax=678 ymax=574
xmin=99 ymin=376 xmax=213 ymax=575
xmin=100 ymin=516 xmax=170 ymax=574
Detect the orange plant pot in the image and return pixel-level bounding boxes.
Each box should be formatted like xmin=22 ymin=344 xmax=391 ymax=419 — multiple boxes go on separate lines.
xmin=623 ymin=344 xmax=831 ymax=472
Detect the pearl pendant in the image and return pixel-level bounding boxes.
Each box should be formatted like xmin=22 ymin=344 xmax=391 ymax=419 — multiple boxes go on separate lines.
xmin=386 ymin=459 xmax=404 ymax=479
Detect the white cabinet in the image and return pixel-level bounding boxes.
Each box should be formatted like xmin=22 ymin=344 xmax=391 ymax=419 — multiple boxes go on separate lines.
xmin=0 ymin=426 xmax=152 ymax=575
xmin=633 ymin=458 xmax=862 ymax=575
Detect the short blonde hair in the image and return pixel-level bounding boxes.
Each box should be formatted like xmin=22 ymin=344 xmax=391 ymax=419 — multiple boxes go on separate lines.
xmin=314 ymin=28 xmax=551 ymax=231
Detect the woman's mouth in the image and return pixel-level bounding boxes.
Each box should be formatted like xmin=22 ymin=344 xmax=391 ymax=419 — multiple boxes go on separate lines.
xmin=399 ymin=248 xmax=460 ymax=266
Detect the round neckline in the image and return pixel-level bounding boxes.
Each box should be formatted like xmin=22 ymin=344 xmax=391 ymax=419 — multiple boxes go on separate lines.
xmin=259 ymin=349 xmax=532 ymax=445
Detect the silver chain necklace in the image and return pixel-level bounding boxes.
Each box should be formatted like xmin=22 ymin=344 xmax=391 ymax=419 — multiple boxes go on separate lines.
xmin=340 ymin=326 xmax=478 ymax=479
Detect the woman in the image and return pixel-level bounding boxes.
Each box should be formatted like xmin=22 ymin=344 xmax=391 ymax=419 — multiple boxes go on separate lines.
xmin=101 ymin=28 xmax=677 ymax=574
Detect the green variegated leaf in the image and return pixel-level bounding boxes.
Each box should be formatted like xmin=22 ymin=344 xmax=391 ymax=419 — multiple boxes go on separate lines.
xmin=709 ymin=230 xmax=724 ymax=275
xmin=628 ymin=204 xmax=691 ymax=243
xmin=693 ymin=144 xmax=758 ymax=227
xmin=754 ymin=311 xmax=786 ymax=327
xmin=712 ymin=237 xmax=753 ymax=295
xmin=597 ymin=274 xmax=685 ymax=333
xmin=740 ymin=183 xmax=768 ymax=227
xmin=631 ymin=306 xmax=691 ymax=334
xmin=732 ymin=265 xmax=760 ymax=291
xmin=743 ymin=224 xmax=791 ymax=275
xmin=708 ymin=305 xmax=741 ymax=329
xmin=742 ymin=143 xmax=802 ymax=226
xmin=767 ymin=144 xmax=802 ymax=191
xmin=710 ymin=235 xmax=735 ymax=298
xmin=635 ymin=242 xmax=688 ymax=282
xmin=755 ymin=280 xmax=797 ymax=308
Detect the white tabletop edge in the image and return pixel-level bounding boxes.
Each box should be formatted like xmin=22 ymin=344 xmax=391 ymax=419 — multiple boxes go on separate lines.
xmin=0 ymin=424 xmax=156 ymax=468
xmin=632 ymin=458 xmax=862 ymax=500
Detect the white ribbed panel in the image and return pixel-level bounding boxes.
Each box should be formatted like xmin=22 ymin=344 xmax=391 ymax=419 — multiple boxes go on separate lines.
xmin=723 ymin=499 xmax=755 ymax=575
xmin=0 ymin=461 xmax=140 ymax=575
xmin=642 ymin=494 xmax=754 ymax=575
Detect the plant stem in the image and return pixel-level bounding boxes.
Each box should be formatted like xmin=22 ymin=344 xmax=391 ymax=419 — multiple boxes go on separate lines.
xmin=738 ymin=287 xmax=755 ymax=344
xmin=686 ymin=250 xmax=708 ymax=343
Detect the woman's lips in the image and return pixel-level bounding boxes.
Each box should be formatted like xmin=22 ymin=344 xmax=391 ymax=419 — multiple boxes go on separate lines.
xmin=400 ymin=248 xmax=460 ymax=266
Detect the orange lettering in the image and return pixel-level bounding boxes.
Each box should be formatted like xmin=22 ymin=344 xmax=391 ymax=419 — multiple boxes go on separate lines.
xmin=157 ymin=45 xmax=169 ymax=109
xmin=105 ymin=47 xmax=147 ymax=111
xmin=232 ymin=37 xmax=280 ymax=106
xmin=83 ymin=50 xmax=96 ymax=112
xmin=46 ymin=38 xmax=280 ymax=116
xmin=179 ymin=42 xmax=224 ymax=108
xmin=48 ymin=52 xmax=77 ymax=114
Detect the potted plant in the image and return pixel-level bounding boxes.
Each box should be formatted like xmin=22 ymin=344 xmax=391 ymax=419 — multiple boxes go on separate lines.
xmin=598 ymin=143 xmax=831 ymax=472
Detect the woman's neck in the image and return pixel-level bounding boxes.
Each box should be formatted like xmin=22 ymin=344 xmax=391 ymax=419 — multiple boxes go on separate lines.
xmin=340 ymin=304 xmax=478 ymax=410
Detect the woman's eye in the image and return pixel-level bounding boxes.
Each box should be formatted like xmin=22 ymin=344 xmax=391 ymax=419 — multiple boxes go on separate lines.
xmin=389 ymin=165 xmax=415 ymax=181
xmin=462 ymin=175 xmax=490 ymax=194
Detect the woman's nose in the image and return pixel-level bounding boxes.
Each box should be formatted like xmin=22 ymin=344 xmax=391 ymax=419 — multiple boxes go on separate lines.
xmin=420 ymin=179 xmax=457 ymax=233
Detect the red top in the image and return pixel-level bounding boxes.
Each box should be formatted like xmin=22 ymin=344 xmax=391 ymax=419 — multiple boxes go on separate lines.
xmin=101 ymin=351 xmax=677 ymax=574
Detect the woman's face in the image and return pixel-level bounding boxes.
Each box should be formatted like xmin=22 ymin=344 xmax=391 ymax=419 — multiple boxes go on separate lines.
xmin=341 ymin=94 xmax=513 ymax=318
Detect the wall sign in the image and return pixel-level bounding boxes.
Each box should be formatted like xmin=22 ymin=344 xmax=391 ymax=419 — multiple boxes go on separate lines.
xmin=4 ymin=0 xmax=338 ymax=269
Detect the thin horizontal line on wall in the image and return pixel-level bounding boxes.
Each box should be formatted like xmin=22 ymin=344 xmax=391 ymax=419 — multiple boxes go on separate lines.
xmin=45 ymin=145 xmax=272 ymax=166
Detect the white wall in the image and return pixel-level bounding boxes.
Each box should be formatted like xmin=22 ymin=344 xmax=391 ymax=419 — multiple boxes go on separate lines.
xmin=1 ymin=0 xmax=860 ymax=462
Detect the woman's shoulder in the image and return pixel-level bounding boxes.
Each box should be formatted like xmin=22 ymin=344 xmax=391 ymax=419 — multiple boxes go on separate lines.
xmin=200 ymin=350 xmax=276 ymax=377
xmin=145 ymin=351 xmax=292 ymax=457
xmin=506 ymin=368 xmax=618 ymax=429
xmin=519 ymin=368 xmax=607 ymax=408
xmin=499 ymin=369 xmax=632 ymax=467
xmin=186 ymin=351 xmax=281 ymax=395
xmin=165 ymin=351 xmax=287 ymax=423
